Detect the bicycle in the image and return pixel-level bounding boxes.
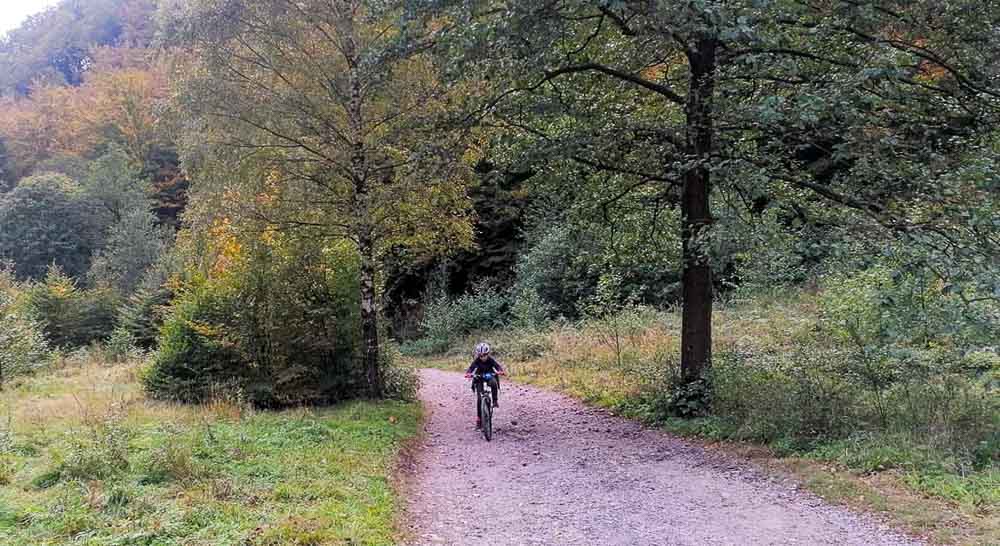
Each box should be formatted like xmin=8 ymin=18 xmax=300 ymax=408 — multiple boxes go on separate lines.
xmin=472 ymin=372 xmax=498 ymax=441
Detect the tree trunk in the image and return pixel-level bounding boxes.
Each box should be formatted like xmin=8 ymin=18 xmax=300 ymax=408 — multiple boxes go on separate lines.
xmin=680 ymin=37 xmax=717 ymax=384
xmin=346 ymin=45 xmax=382 ymax=398
xmin=359 ymin=233 xmax=382 ymax=398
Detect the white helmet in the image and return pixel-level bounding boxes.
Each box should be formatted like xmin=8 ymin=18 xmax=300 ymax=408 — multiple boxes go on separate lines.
xmin=474 ymin=342 xmax=491 ymax=357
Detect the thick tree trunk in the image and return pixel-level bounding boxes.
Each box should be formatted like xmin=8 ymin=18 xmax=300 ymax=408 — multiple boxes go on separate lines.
xmin=680 ymin=37 xmax=717 ymax=384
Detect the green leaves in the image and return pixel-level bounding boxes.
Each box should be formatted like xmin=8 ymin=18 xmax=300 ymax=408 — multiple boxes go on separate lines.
xmin=0 ymin=173 xmax=103 ymax=280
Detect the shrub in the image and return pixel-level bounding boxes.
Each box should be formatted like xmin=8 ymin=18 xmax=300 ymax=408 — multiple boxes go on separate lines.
xmin=145 ymin=239 xmax=365 ymax=407
xmin=142 ymin=281 xmax=255 ymax=404
xmin=398 ymin=336 xmax=451 ymax=357
xmin=0 ymin=453 xmax=16 ymax=485
xmin=0 ymin=268 xmax=50 ymax=385
xmin=22 ymin=267 xmax=119 ymax=349
xmin=417 ymin=282 xmax=510 ymax=352
xmin=104 ymin=327 xmax=141 ymax=363
xmin=491 ymin=329 xmax=553 ymax=362
xmin=139 ymin=435 xmax=200 ymax=485
xmin=515 ymin=210 xmax=683 ymax=319
xmin=819 ymin=264 xmax=999 ymax=350
xmin=513 ymin=223 xmax=601 ymax=319
xmin=717 ymin=208 xmax=818 ymax=301
xmin=61 ymin=413 xmax=132 ymax=482
xmin=710 ymin=347 xmax=858 ymax=446
xmin=116 ymin=285 xmax=173 ymax=349
xmin=87 ymin=206 xmax=171 ymax=295
xmin=0 ymin=311 xmax=49 ymax=385
xmin=580 ymin=274 xmax=660 ymax=374
xmin=509 ymin=286 xmax=551 ymax=331
xmin=379 ymin=342 xmax=419 ymax=401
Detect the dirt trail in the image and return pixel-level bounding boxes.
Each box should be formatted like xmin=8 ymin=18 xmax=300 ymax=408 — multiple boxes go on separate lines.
xmin=402 ymin=368 xmax=921 ymax=546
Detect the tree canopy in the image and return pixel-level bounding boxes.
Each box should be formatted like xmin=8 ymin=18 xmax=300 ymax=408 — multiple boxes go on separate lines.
xmin=418 ymin=0 xmax=1000 ymax=381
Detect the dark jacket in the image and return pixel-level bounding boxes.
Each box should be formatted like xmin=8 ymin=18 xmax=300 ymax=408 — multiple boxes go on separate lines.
xmin=466 ymin=355 xmax=504 ymax=376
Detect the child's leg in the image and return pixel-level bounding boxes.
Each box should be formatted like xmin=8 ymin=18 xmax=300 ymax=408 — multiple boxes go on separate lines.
xmin=488 ymin=377 xmax=499 ymax=404
xmin=474 ymin=379 xmax=483 ymax=421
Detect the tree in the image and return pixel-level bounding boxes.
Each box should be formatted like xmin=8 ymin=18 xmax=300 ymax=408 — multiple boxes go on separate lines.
xmin=0 ymin=173 xmax=102 ymax=280
xmin=428 ymin=0 xmax=1000 ymax=386
xmin=88 ymin=206 xmax=171 ymax=294
xmin=0 ymin=57 xmax=172 ymax=181
xmin=81 ymin=144 xmax=150 ymax=223
xmin=0 ymin=0 xmax=159 ymax=96
xmin=0 ymin=137 xmax=12 ymax=192
xmin=23 ymin=266 xmax=119 ymax=348
xmin=169 ymin=0 xmax=474 ymax=396
xmin=87 ymin=64 xmax=171 ymax=165
xmin=0 ymin=85 xmax=99 ymax=179
xmin=0 ymin=267 xmax=49 ymax=390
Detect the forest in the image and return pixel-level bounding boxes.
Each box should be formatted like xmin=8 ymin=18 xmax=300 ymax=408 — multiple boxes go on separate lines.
xmin=0 ymin=0 xmax=997 ymax=544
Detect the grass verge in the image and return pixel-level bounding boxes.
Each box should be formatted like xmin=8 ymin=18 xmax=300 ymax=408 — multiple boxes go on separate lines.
xmin=0 ymin=356 xmax=420 ymax=546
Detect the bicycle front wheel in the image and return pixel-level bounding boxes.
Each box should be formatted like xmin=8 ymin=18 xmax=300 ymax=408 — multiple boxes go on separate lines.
xmin=481 ymin=395 xmax=493 ymax=441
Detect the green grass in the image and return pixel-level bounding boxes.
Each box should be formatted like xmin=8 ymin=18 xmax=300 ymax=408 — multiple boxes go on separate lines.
xmin=0 ymin=358 xmax=420 ymax=545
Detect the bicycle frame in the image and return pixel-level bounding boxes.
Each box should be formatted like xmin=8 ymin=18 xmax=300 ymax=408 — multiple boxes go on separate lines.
xmin=473 ymin=373 xmax=495 ymax=441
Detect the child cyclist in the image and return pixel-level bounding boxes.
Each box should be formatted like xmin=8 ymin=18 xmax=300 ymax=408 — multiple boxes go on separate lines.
xmin=464 ymin=342 xmax=505 ymax=429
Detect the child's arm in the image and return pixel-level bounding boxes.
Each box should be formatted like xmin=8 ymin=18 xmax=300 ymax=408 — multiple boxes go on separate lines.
xmin=492 ymin=358 xmax=506 ymax=374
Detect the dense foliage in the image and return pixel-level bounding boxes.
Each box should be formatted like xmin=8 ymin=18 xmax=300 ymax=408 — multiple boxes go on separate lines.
xmin=22 ymin=268 xmax=120 ymax=349
xmin=0 ymin=268 xmax=49 ymax=387
xmin=143 ymin=236 xmax=416 ymax=406
xmin=0 ymin=174 xmax=102 ymax=280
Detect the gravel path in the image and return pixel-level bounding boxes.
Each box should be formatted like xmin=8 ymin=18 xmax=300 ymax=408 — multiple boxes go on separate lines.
xmin=401 ymin=368 xmax=922 ymax=546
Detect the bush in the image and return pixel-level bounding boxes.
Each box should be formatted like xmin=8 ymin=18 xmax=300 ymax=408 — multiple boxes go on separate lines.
xmin=87 ymin=206 xmax=171 ymax=295
xmin=417 ymin=282 xmax=510 ymax=352
xmin=717 ymin=208 xmax=817 ymax=300
xmin=105 ymin=327 xmax=141 ymax=363
xmin=509 ymin=286 xmax=551 ymax=331
xmin=116 ymin=285 xmax=173 ymax=349
xmin=145 ymin=239 xmax=365 ymax=407
xmin=142 ymin=280 xmax=260 ymax=404
xmin=379 ymin=342 xmax=419 ymax=401
xmin=60 ymin=413 xmax=132 ymax=482
xmin=0 ymin=268 xmax=50 ymax=385
xmin=679 ymin=336 xmax=999 ymax=469
xmin=0 ymin=310 xmax=49 ymax=385
xmin=710 ymin=347 xmax=858 ymax=446
xmin=139 ymin=432 xmax=201 ymax=485
xmin=512 ymin=224 xmax=598 ymax=320
xmin=22 ymin=267 xmax=119 ymax=349
xmin=490 ymin=329 xmax=553 ymax=362
xmin=513 ymin=212 xmax=683 ymax=320
xmin=819 ymin=264 xmax=999 ymax=350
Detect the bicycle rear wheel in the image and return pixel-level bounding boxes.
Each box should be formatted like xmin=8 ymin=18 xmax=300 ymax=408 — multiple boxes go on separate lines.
xmin=481 ymin=395 xmax=493 ymax=441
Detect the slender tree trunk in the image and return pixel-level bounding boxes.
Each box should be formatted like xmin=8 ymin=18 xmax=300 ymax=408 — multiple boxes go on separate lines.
xmin=358 ymin=233 xmax=382 ymax=397
xmin=680 ymin=37 xmax=717 ymax=384
xmin=346 ymin=44 xmax=382 ymax=398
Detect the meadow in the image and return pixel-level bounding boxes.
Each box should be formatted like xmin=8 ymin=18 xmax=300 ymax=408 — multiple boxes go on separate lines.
xmin=0 ymin=350 xmax=419 ymax=546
